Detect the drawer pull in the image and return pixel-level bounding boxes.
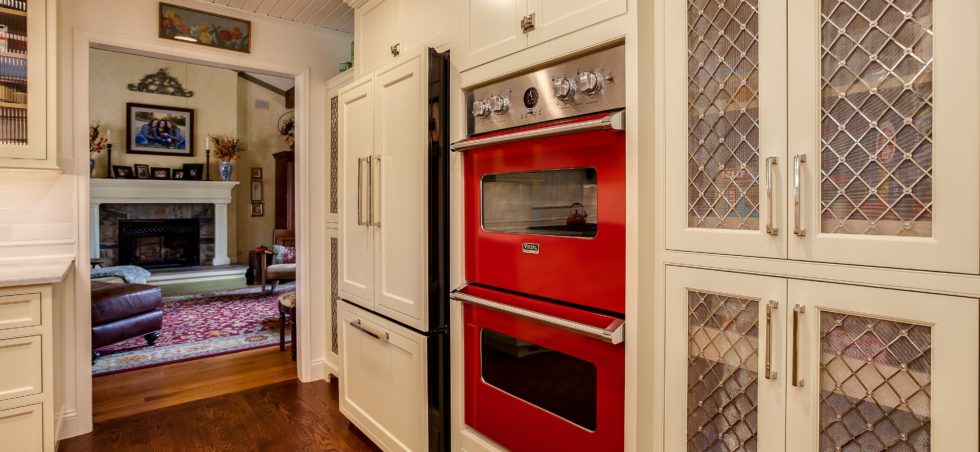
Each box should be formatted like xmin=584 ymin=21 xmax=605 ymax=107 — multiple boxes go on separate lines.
xmin=351 ymin=319 xmax=388 ymax=341
xmin=765 ymin=300 xmax=778 ymax=380
xmin=792 ymin=304 xmax=805 ymax=387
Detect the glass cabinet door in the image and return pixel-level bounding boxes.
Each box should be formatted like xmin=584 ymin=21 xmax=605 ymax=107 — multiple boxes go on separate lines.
xmin=0 ymin=0 xmax=47 ymax=162
xmin=787 ymin=0 xmax=980 ymax=273
xmin=666 ymin=266 xmax=788 ymax=451
xmin=666 ymin=0 xmax=787 ymax=259
xmin=786 ymin=280 xmax=978 ymax=451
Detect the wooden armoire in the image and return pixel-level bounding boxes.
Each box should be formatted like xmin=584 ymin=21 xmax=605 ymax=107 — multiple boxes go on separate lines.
xmin=273 ymin=150 xmax=294 ymax=231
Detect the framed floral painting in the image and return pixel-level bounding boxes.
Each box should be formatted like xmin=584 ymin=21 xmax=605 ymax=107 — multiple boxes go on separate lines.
xmin=159 ymin=3 xmax=251 ymax=53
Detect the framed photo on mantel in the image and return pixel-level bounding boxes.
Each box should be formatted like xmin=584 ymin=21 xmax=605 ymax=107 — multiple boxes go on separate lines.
xmin=126 ymin=103 xmax=195 ymax=157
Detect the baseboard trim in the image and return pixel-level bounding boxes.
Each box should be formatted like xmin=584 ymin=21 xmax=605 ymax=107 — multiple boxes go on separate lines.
xmin=307 ymin=359 xmax=326 ymax=382
xmin=58 ymin=409 xmax=91 ymax=440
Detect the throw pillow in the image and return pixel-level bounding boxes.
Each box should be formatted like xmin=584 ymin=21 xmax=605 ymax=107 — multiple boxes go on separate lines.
xmin=272 ymin=245 xmax=296 ymax=265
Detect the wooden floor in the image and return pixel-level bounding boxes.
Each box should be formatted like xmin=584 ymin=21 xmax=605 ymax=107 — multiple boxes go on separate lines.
xmin=91 ymin=345 xmax=299 ymax=423
xmin=59 ymin=379 xmax=381 ymax=452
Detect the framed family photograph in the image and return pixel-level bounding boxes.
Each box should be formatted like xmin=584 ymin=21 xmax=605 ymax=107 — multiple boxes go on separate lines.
xmin=172 ymin=169 xmax=185 ymax=180
xmin=134 ymin=164 xmax=150 ymax=179
xmin=251 ymin=202 xmax=264 ymax=217
xmin=183 ymin=163 xmax=204 ymax=180
xmin=113 ymin=166 xmax=134 ymax=179
xmin=151 ymin=167 xmax=172 ymax=179
xmin=159 ymin=3 xmax=251 ymax=53
xmin=126 ymin=103 xmax=194 ymax=157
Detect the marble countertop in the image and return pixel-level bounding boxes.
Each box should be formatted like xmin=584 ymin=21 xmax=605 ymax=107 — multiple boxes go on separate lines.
xmin=0 ymin=257 xmax=74 ymax=288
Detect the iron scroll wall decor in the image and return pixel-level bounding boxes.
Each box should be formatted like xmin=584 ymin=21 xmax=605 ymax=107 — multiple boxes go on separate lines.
xmin=127 ymin=68 xmax=194 ymax=98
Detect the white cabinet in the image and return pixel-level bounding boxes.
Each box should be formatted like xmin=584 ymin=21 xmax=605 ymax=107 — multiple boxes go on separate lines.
xmin=665 ymin=0 xmax=980 ymax=274
xmin=666 ymin=266 xmax=979 ymax=451
xmin=338 ymin=51 xmax=431 ymax=330
xmin=458 ymin=0 xmax=626 ymax=69
xmin=354 ymin=0 xmax=451 ymax=78
xmin=339 ymin=301 xmax=428 ymax=452
xmin=338 ymin=77 xmax=376 ymax=309
xmin=0 ymin=404 xmax=42 ymax=452
xmin=0 ymin=0 xmax=56 ymax=170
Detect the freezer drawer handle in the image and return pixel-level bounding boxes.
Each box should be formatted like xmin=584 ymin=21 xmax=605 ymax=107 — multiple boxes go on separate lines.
xmin=350 ymin=319 xmax=389 ymax=341
xmin=451 ymin=292 xmax=624 ymax=344
xmin=450 ymin=110 xmax=625 ymax=152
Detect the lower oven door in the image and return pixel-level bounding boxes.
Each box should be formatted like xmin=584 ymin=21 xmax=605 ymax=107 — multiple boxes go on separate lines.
xmin=453 ymin=285 xmax=625 ymax=452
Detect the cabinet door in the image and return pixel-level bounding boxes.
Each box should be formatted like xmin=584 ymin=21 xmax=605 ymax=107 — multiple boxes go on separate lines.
xmin=665 ymin=0 xmax=788 ymax=259
xmin=338 ymin=77 xmax=376 ymax=309
xmin=356 ymin=0 xmax=401 ymax=77
xmin=0 ymin=0 xmax=47 ymax=162
xmin=339 ymin=303 xmax=427 ymax=452
xmin=0 ymin=404 xmax=41 ymax=452
xmin=786 ymin=280 xmax=978 ymax=451
xmin=373 ymin=54 xmax=428 ymax=328
xmin=666 ymin=266 xmax=787 ymax=451
xmin=525 ymin=0 xmax=626 ymax=46
xmin=787 ymin=0 xmax=980 ymax=273
xmin=458 ymin=0 xmax=528 ymax=69
xmin=401 ymin=0 xmax=451 ymax=53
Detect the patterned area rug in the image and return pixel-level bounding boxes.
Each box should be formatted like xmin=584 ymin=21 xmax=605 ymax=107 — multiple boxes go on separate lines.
xmin=92 ymin=283 xmax=295 ymax=376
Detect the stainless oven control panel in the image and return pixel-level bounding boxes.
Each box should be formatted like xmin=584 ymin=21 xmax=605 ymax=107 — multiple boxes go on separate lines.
xmin=466 ymin=44 xmax=626 ymax=136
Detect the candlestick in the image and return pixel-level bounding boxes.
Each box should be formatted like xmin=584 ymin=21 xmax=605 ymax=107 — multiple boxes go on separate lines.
xmin=106 ymin=143 xmax=113 ymax=178
xmin=205 ymin=142 xmax=211 ymax=181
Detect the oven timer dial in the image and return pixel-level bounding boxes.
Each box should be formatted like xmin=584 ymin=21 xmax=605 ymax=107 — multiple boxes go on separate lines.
xmin=553 ymin=77 xmax=576 ymax=101
xmin=577 ymin=71 xmax=604 ymax=96
xmin=488 ymin=95 xmax=510 ymax=115
xmin=471 ymin=99 xmax=491 ymax=118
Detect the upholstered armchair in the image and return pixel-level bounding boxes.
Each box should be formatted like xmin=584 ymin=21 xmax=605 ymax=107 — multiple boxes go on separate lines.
xmin=258 ymin=229 xmax=296 ymax=293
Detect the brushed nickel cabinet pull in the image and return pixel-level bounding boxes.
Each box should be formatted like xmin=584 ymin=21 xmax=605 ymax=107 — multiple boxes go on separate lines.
xmin=766 ymin=157 xmax=778 ymax=236
xmin=765 ymin=300 xmax=778 ymax=380
xmin=793 ymin=154 xmax=807 ymax=237
xmin=792 ymin=304 xmax=805 ymax=387
xmin=357 ymin=157 xmax=367 ymax=226
xmin=520 ymin=13 xmax=535 ymax=33
xmin=390 ymin=43 xmax=400 ymax=56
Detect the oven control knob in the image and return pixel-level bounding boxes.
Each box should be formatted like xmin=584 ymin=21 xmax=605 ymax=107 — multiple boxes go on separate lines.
xmin=553 ymin=77 xmax=576 ymax=101
xmin=471 ymin=99 xmax=491 ymax=118
xmin=488 ymin=95 xmax=510 ymax=115
xmin=577 ymin=71 xmax=603 ymax=96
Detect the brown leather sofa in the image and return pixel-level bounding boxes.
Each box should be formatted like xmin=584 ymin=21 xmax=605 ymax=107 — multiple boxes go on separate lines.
xmin=91 ymin=281 xmax=163 ymax=361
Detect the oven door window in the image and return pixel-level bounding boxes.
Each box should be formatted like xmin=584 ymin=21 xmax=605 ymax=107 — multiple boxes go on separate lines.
xmin=480 ymin=328 xmax=597 ymax=430
xmin=481 ymin=168 xmax=598 ymax=238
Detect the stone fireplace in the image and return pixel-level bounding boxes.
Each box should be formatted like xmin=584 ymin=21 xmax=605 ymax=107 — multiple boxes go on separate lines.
xmin=90 ymin=179 xmax=239 ymax=267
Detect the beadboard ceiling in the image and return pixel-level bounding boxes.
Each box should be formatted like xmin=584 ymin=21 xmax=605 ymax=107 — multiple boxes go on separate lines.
xmin=195 ymin=0 xmax=354 ymax=34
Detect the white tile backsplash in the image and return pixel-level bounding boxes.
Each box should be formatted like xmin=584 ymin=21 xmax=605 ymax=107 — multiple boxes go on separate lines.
xmin=0 ymin=171 xmax=77 ymax=248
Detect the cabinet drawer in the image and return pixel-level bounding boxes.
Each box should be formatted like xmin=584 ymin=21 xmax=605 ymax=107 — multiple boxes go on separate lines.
xmin=0 ymin=336 xmax=42 ymax=402
xmin=339 ymin=302 xmax=427 ymax=452
xmin=0 ymin=403 xmax=42 ymax=452
xmin=0 ymin=292 xmax=41 ymax=331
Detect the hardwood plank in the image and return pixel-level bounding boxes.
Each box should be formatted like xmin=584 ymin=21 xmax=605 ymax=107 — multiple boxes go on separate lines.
xmin=61 ymin=379 xmax=380 ymax=452
xmin=91 ymin=345 xmax=297 ymax=423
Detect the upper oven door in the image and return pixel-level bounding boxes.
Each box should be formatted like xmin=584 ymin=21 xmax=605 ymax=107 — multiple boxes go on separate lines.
xmin=461 ymin=113 xmax=626 ymax=314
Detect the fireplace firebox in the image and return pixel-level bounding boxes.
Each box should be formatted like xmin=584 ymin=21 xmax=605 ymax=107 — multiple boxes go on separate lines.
xmin=118 ymin=219 xmax=201 ymax=268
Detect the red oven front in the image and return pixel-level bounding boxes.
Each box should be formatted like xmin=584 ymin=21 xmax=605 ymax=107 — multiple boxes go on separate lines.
xmin=454 ymin=285 xmax=625 ymax=452
xmin=462 ymin=113 xmax=626 ymax=314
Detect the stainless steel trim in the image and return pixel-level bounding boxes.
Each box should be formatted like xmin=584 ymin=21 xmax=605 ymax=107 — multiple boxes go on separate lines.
xmin=451 ymin=292 xmax=624 ymax=344
xmin=451 ymin=110 xmax=625 ymax=152
xmin=371 ymin=156 xmax=381 ymax=227
xmin=350 ymin=319 xmax=388 ymax=341
xmin=793 ymin=154 xmax=807 ymax=237
xmin=765 ymin=157 xmax=778 ymax=236
xmin=792 ymin=304 xmax=805 ymax=387
xmin=765 ymin=300 xmax=778 ymax=380
xmin=357 ymin=157 xmax=367 ymax=226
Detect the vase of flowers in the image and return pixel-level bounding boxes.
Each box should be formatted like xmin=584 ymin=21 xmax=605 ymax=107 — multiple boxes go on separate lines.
xmin=89 ymin=124 xmax=109 ymax=176
xmin=210 ymin=135 xmax=246 ymax=181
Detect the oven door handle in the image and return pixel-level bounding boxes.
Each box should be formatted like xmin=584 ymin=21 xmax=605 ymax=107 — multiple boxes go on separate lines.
xmin=451 ymin=292 xmax=625 ymax=344
xmin=450 ymin=110 xmax=625 ymax=152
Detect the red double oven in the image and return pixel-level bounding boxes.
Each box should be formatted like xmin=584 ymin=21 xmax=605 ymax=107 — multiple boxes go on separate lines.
xmin=452 ymin=45 xmax=626 ymax=452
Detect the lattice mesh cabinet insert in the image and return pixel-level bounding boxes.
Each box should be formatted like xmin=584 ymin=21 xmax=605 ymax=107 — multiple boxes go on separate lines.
xmin=820 ymin=0 xmax=934 ymax=236
xmin=819 ymin=310 xmax=931 ymax=451
xmin=687 ymin=0 xmax=761 ymax=230
xmin=688 ymin=290 xmax=760 ymax=451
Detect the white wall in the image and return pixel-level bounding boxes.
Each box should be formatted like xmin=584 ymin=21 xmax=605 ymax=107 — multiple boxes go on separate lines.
xmin=0 ymin=0 xmax=350 ymax=439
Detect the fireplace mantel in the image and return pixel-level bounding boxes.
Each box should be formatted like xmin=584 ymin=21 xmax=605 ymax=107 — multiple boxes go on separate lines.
xmin=90 ymin=179 xmax=240 ymax=265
